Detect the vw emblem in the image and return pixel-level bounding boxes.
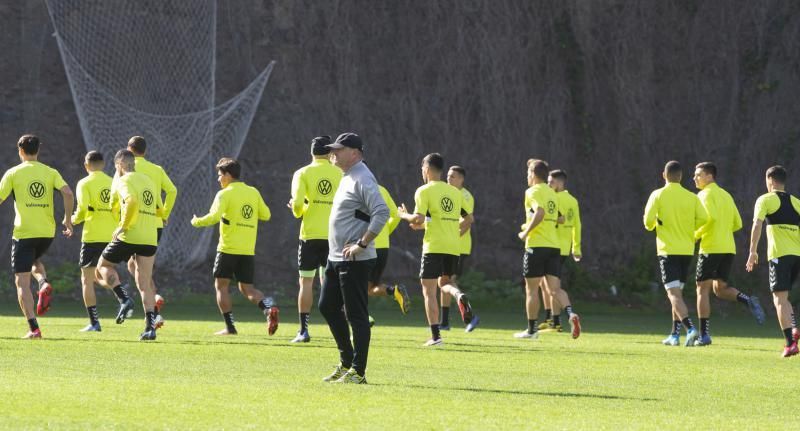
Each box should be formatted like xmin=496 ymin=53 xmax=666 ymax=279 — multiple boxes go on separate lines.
xmin=143 ymin=190 xmax=154 ymax=207
xmin=241 ymin=204 xmax=254 ymax=219
xmin=28 ymin=181 xmax=45 ymax=200
xmin=567 ymin=208 xmax=574 ymax=221
xmin=547 ymin=201 xmax=556 ymax=214
xmin=441 ymin=197 xmax=454 ymax=213
xmin=100 ymin=188 xmax=111 ymax=204
xmin=317 ymin=179 xmax=333 ymax=195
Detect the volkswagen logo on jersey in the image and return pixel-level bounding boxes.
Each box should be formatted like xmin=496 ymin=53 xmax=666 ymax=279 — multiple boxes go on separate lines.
xmin=547 ymin=200 xmax=556 ymax=214
xmin=441 ymin=196 xmax=454 ymax=213
xmin=241 ymin=204 xmax=254 ymax=219
xmin=317 ymin=179 xmax=333 ymax=195
xmin=100 ymin=188 xmax=111 ymax=204
xmin=28 ymin=181 xmax=46 ymax=200
xmin=143 ymin=190 xmax=154 ymax=207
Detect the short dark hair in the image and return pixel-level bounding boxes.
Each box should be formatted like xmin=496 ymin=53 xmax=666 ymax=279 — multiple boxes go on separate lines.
xmin=114 ymin=149 xmax=136 ymax=171
xmin=527 ymin=159 xmax=549 ymax=181
xmin=85 ymin=151 xmax=104 ymax=165
xmin=449 ymin=165 xmax=466 ymax=177
xmin=549 ymin=169 xmax=567 ymax=181
xmin=767 ymin=165 xmax=787 ymax=184
xmin=664 ymin=160 xmax=682 ymax=180
xmin=695 ymin=162 xmax=717 ymax=179
xmin=18 ymin=134 xmax=40 ymax=155
xmin=216 ymin=157 xmax=241 ymax=179
xmin=423 ymin=153 xmax=444 ymax=172
xmin=127 ymin=136 xmax=147 ymax=155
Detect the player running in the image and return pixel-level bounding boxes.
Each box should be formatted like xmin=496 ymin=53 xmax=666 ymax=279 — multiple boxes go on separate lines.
xmin=95 ymin=150 xmax=161 ymax=341
xmin=692 ymin=162 xmax=765 ymax=346
xmin=126 ymin=136 xmax=177 ymax=329
xmin=366 ymin=184 xmax=410 ymax=317
xmin=439 ymin=165 xmax=476 ymax=331
xmin=538 ymin=169 xmax=582 ymax=333
xmin=398 ymin=153 xmax=478 ymax=346
xmin=71 ymin=151 xmax=118 ymax=332
xmin=644 ymin=161 xmax=707 ymax=347
xmin=0 ymin=134 xmax=74 ymax=338
xmin=516 ymin=159 xmax=581 ymax=340
xmin=191 ymin=158 xmax=278 ymax=336
xmin=745 ymin=165 xmax=800 ymax=357
xmin=288 ymin=136 xmax=342 ymax=343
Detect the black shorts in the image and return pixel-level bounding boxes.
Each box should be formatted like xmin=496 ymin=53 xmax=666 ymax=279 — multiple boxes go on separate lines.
xmin=298 ymin=239 xmax=328 ymax=272
xmin=369 ymin=248 xmax=389 ymax=284
xmin=213 ymin=252 xmax=255 ymax=284
xmin=11 ymin=238 xmax=53 ymax=274
xmin=420 ymin=253 xmax=459 ymax=279
xmin=696 ymin=253 xmax=734 ymax=282
xmin=522 ymin=247 xmax=561 ymax=278
xmin=658 ymin=255 xmax=692 ymax=288
xmin=101 ymin=240 xmax=157 ymax=264
xmin=454 ymin=254 xmax=469 ymax=277
xmin=157 ymin=228 xmax=163 ymax=243
xmin=769 ymin=255 xmax=800 ymax=293
xmin=80 ymin=242 xmax=108 ymax=268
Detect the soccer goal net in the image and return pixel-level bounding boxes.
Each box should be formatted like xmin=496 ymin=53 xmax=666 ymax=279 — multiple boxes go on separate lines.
xmin=45 ymin=0 xmax=274 ymax=269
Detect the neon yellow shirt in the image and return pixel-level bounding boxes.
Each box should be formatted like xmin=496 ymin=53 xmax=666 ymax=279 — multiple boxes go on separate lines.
xmin=643 ymin=182 xmax=707 ymax=256
xmin=695 ymin=182 xmax=742 ymax=254
xmin=134 ymin=157 xmax=177 ymax=228
xmin=290 ymin=158 xmax=342 ymax=240
xmin=754 ymin=191 xmax=800 ymax=260
xmin=523 ymin=183 xmax=559 ymax=249
xmin=556 ymin=190 xmax=582 ymax=256
xmin=459 ymin=187 xmax=475 ymax=255
xmin=191 ymin=181 xmax=271 ymax=255
xmin=0 ymin=161 xmax=67 ymax=239
xmin=374 ymin=185 xmax=400 ymax=249
xmin=112 ymin=172 xmax=159 ymax=246
xmin=72 ymin=171 xmax=115 ymax=243
xmin=414 ymin=181 xmax=467 ymax=255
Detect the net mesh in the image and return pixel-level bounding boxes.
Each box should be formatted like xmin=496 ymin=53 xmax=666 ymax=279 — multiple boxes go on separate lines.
xmin=45 ymin=0 xmax=274 ymax=268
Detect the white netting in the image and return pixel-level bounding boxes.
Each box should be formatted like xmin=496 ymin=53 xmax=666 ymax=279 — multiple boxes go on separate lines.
xmin=45 ymin=0 xmax=274 ymax=268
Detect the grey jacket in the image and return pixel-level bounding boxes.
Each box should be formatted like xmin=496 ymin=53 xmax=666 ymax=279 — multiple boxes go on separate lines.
xmin=327 ymin=161 xmax=389 ymax=262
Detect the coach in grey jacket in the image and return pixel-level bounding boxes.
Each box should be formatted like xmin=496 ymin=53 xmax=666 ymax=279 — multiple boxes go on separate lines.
xmin=319 ymin=133 xmax=389 ymax=384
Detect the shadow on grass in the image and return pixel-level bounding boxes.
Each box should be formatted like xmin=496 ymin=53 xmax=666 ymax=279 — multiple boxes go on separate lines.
xmin=370 ymin=383 xmax=660 ymax=401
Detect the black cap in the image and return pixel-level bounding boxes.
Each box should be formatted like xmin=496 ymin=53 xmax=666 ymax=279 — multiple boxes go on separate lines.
xmin=327 ymin=133 xmax=363 ymax=151
xmin=311 ymin=136 xmax=332 ymax=155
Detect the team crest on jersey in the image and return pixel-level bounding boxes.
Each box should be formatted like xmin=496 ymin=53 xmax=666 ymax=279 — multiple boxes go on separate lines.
xmin=100 ymin=188 xmax=111 ymax=204
xmin=567 ymin=208 xmax=574 ymax=221
xmin=241 ymin=204 xmax=254 ymax=219
xmin=142 ymin=189 xmax=154 ymax=207
xmin=28 ymin=181 xmax=46 ymax=200
xmin=441 ymin=196 xmax=454 ymax=213
xmin=547 ymin=200 xmax=556 ymax=214
xmin=317 ymin=179 xmax=333 ymax=195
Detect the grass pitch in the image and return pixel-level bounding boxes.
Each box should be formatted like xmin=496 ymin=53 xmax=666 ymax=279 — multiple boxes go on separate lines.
xmin=0 ymin=297 xmax=792 ymax=430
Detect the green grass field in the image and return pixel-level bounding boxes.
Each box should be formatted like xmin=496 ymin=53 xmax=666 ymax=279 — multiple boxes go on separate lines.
xmin=0 ymin=296 xmax=792 ymax=430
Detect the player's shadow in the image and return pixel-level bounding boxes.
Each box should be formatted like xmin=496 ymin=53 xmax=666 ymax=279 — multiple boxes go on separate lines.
xmin=370 ymin=383 xmax=660 ymax=401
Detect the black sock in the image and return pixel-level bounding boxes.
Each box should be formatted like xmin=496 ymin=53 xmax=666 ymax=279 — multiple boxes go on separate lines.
xmin=258 ymin=298 xmax=273 ymax=316
xmin=527 ymin=319 xmax=538 ymax=334
xmin=792 ymin=314 xmax=797 ymax=329
xmin=223 ymin=312 xmax=236 ymax=332
xmin=38 ymin=278 xmax=49 ymax=289
xmin=682 ymin=317 xmax=694 ymax=331
xmin=112 ymin=285 xmax=129 ymax=302
xmin=299 ymin=312 xmax=310 ymax=332
xmin=441 ymin=307 xmax=450 ymax=326
xmin=784 ymin=328 xmax=794 ymax=347
xmin=430 ymin=324 xmax=441 ymax=340
xmin=565 ymin=305 xmax=574 ymax=316
xmin=544 ymin=309 xmax=552 ymax=320
xmin=87 ymin=306 xmax=99 ymax=326
xmin=386 ymin=285 xmax=395 ymax=296
xmin=700 ymin=318 xmax=710 ymax=336
xmin=553 ymin=314 xmax=561 ymax=327
xmin=736 ymin=292 xmax=750 ymax=305
xmin=672 ymin=320 xmax=682 ymax=336
xmin=145 ymin=311 xmax=156 ymax=331
xmin=28 ymin=318 xmax=39 ymax=331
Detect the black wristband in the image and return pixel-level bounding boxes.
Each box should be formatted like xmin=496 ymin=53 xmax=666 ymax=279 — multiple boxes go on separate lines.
xmin=357 ymin=240 xmax=367 ymax=248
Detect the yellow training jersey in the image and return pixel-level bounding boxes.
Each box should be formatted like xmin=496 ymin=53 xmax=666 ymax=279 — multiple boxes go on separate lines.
xmin=72 ymin=171 xmax=115 ymax=243
xmin=523 ymin=183 xmax=559 ymax=249
xmin=643 ymin=182 xmax=707 ymax=256
xmin=112 ymin=172 xmax=159 ymax=246
xmin=459 ymin=187 xmax=475 ymax=255
xmin=191 ymin=181 xmax=271 ymax=255
xmin=374 ymin=185 xmax=400 ymax=249
xmin=0 ymin=161 xmax=67 ymax=239
xmin=556 ymin=190 xmax=582 ymax=256
xmin=134 ymin=157 xmax=177 ymax=228
xmin=414 ymin=181 xmax=468 ymax=255
xmin=753 ymin=191 xmax=800 ymax=260
xmin=290 ymin=158 xmax=342 ymax=240
xmin=695 ymin=182 xmax=742 ymax=254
